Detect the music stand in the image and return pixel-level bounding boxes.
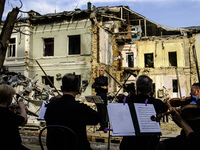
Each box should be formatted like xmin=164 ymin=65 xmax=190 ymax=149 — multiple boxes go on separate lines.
xmin=85 ymin=95 xmax=104 ymax=104
xmin=85 ymin=95 xmax=103 ymax=135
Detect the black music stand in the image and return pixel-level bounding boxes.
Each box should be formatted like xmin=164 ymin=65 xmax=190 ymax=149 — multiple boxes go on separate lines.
xmin=107 ymin=103 xmax=161 ymax=150
xmin=85 ymin=95 xmax=104 ymax=104
xmin=85 ymin=95 xmax=104 ymax=135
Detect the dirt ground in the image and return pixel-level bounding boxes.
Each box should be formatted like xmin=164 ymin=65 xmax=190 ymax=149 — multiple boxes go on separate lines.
xmin=160 ymin=115 xmax=181 ymax=135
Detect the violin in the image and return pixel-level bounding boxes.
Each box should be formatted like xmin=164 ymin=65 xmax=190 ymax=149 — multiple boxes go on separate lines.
xmin=44 ymin=94 xmax=62 ymax=107
xmin=151 ymin=104 xmax=200 ymax=121
xmin=8 ymin=103 xmax=20 ymax=114
xmin=181 ymin=104 xmax=200 ymax=121
xmin=151 ymin=96 xmax=199 ymax=122
xmin=169 ymin=96 xmax=194 ymax=107
xmin=151 ymin=111 xmax=173 ymax=122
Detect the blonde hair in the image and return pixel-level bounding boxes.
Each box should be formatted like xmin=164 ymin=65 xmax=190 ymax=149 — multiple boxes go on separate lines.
xmin=0 ymin=84 xmax=16 ymax=104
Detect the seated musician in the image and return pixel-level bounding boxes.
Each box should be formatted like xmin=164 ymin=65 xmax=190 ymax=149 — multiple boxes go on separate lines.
xmin=158 ymin=83 xmax=200 ymax=150
xmin=0 ymin=84 xmax=29 ymax=150
xmin=190 ymin=83 xmax=200 ymax=105
xmin=45 ymin=73 xmax=101 ymax=150
xmin=120 ymin=75 xmax=168 ymax=150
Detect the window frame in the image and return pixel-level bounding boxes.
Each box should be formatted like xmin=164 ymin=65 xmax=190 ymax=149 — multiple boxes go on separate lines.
xmin=144 ymin=53 xmax=154 ymax=68
xmin=172 ymin=79 xmax=178 ymax=93
xmin=42 ymin=76 xmax=54 ymax=88
xmin=43 ymin=38 xmax=54 ymax=57
xmin=68 ymin=35 xmax=81 ymax=55
xmin=168 ymin=51 xmax=177 ymax=67
xmin=126 ymin=52 xmax=134 ymax=67
xmin=6 ymin=37 xmax=17 ymax=58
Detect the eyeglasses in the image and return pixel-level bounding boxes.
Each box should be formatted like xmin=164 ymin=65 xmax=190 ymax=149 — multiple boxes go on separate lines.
xmin=99 ymin=70 xmax=104 ymax=72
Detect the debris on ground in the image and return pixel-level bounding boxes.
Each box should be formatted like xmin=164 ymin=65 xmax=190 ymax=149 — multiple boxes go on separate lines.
xmin=0 ymin=71 xmax=56 ymax=129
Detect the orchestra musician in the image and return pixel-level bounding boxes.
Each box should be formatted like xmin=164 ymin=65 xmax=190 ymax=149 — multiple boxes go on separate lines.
xmin=158 ymin=83 xmax=200 ymax=150
xmin=0 ymin=84 xmax=29 ymax=150
xmin=92 ymin=67 xmax=108 ymax=132
xmin=120 ymin=75 xmax=168 ymax=150
xmin=190 ymin=83 xmax=200 ymax=105
xmin=45 ymin=73 xmax=101 ymax=150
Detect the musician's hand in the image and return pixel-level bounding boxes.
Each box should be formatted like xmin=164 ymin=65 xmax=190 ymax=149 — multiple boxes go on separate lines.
xmin=166 ymin=100 xmax=173 ymax=111
xmin=172 ymin=108 xmax=194 ymax=137
xmin=163 ymin=98 xmax=169 ymax=103
xmin=171 ymin=107 xmax=183 ymax=124
xmin=18 ymin=101 xmax=28 ymax=125
xmin=18 ymin=101 xmax=26 ymax=110
xmin=101 ymin=86 xmax=107 ymax=89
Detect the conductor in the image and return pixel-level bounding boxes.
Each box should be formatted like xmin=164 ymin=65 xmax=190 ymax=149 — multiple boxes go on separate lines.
xmin=92 ymin=67 xmax=108 ymax=131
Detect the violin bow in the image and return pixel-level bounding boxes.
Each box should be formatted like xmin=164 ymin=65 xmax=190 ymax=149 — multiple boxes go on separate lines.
xmin=175 ymin=67 xmax=182 ymax=98
xmin=192 ymin=46 xmax=200 ymax=82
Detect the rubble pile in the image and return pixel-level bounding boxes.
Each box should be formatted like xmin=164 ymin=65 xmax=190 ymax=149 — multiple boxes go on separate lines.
xmin=0 ymin=72 xmax=56 ymax=129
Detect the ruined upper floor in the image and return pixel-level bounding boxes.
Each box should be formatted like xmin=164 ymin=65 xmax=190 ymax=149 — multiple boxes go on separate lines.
xmin=18 ymin=3 xmax=189 ymax=43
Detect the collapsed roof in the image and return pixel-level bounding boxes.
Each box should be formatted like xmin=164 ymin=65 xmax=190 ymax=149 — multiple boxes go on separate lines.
xmin=26 ymin=5 xmax=189 ymax=37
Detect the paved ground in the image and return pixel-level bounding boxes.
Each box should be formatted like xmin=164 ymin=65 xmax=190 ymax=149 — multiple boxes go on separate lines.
xmin=21 ymin=125 xmax=121 ymax=150
xmin=24 ymin=144 xmax=46 ymax=150
xmin=21 ymin=124 xmax=177 ymax=150
xmin=21 ymin=126 xmax=120 ymax=150
xmin=23 ymin=140 xmax=120 ymax=150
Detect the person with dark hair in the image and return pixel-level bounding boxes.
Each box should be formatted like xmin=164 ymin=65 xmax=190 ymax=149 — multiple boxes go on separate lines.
xmin=158 ymin=82 xmax=200 ymax=150
xmin=0 ymin=84 xmax=29 ymax=150
xmin=120 ymin=75 xmax=168 ymax=150
xmin=92 ymin=67 xmax=108 ymax=131
xmin=190 ymin=83 xmax=200 ymax=105
xmin=45 ymin=73 xmax=101 ymax=150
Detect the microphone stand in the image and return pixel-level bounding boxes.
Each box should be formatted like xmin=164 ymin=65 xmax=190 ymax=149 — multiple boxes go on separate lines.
xmin=104 ymin=69 xmax=136 ymax=102
xmin=114 ymin=73 xmax=132 ymax=101
xmin=104 ymin=69 xmax=123 ymax=89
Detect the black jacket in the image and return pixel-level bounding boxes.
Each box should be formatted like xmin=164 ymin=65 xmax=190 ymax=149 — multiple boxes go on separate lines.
xmin=0 ymin=107 xmax=25 ymax=150
xmin=45 ymin=94 xmax=101 ymax=150
xmin=120 ymin=94 xmax=168 ymax=150
xmin=92 ymin=76 xmax=108 ymax=102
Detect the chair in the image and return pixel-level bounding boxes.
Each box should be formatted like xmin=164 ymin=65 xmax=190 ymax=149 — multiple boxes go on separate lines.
xmin=39 ymin=125 xmax=78 ymax=150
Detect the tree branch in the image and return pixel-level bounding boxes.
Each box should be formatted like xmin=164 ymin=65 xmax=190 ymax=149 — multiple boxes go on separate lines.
xmin=0 ymin=7 xmax=19 ymax=47
xmin=0 ymin=0 xmax=6 ymax=24
xmin=0 ymin=7 xmax=19 ymax=70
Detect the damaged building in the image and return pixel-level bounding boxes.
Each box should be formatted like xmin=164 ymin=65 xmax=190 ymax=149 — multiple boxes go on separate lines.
xmin=2 ymin=2 xmax=200 ymax=101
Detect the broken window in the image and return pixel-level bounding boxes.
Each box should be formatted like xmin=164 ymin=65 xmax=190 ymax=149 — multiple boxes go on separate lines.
xmin=126 ymin=53 xmax=134 ymax=67
xmin=43 ymin=38 xmax=54 ymax=56
xmin=77 ymin=75 xmax=81 ymax=87
xmin=172 ymin=79 xmax=178 ymax=92
xmin=42 ymin=76 xmax=54 ymax=88
xmin=68 ymin=35 xmax=80 ymax=55
xmin=169 ymin=52 xmax=177 ymax=67
xmin=7 ymin=38 xmax=16 ymax=57
xmin=144 ymin=53 xmax=154 ymax=68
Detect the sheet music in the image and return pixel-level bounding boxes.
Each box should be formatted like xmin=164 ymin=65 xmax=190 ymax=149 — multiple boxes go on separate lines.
xmin=38 ymin=101 xmax=48 ymax=120
xmin=107 ymin=103 xmax=135 ymax=136
xmin=134 ymin=103 xmax=161 ymax=133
